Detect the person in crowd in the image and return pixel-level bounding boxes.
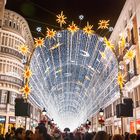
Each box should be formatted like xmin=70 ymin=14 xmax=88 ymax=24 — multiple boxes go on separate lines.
xmin=52 ymin=128 xmax=62 ymax=140
xmin=124 ymin=132 xmax=129 ymax=140
xmin=25 ymin=130 xmax=33 ymax=140
xmin=112 ymin=134 xmax=123 ymax=140
xmin=63 ymin=132 xmax=71 ymax=140
xmin=93 ymin=131 xmax=108 ymax=140
xmin=84 ymin=132 xmax=93 ymax=140
xmin=129 ymin=133 xmax=137 ymax=140
xmin=14 ymin=127 xmax=26 ymax=140
xmin=35 ymin=125 xmax=52 ymax=140
xmin=0 ymin=134 xmax=5 ymax=140
xmin=74 ymin=132 xmax=82 ymax=140
xmin=5 ymin=127 xmax=16 ymax=140
xmin=136 ymin=130 xmax=140 ymax=140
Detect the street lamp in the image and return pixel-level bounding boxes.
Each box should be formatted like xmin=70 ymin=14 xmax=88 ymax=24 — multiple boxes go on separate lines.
xmin=98 ymin=108 xmax=104 ymax=130
xmin=42 ymin=108 xmax=46 ymax=116
xmin=99 ymin=108 xmax=104 ymax=117
xmin=86 ymin=119 xmax=89 ymax=125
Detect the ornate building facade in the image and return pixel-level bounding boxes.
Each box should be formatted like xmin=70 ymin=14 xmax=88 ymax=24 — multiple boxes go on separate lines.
xmin=0 ymin=0 xmax=41 ymax=134
xmin=91 ymin=0 xmax=140 ymax=134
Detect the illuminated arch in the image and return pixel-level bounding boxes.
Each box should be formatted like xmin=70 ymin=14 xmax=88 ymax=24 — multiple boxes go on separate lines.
xmin=30 ymin=30 xmax=118 ymax=131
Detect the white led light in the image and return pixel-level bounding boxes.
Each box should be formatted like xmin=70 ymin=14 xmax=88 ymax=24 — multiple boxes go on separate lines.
xmin=36 ymin=27 xmax=42 ymax=32
xmin=79 ymin=15 xmax=84 ymax=20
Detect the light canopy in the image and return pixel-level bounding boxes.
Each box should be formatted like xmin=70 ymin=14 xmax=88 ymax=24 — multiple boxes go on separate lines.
xmin=29 ymin=30 xmax=119 ymax=131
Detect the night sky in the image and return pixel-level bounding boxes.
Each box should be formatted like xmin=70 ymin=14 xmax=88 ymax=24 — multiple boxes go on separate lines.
xmin=6 ymin=0 xmax=126 ymax=37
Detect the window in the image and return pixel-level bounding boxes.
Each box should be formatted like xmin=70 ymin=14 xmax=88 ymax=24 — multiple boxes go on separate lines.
xmin=9 ymin=21 xmax=12 ymax=27
xmin=10 ymin=92 xmax=16 ymax=105
xmin=129 ymin=9 xmax=133 ymax=18
xmin=0 ymin=91 xmax=7 ymax=104
xmin=131 ymin=28 xmax=135 ymax=44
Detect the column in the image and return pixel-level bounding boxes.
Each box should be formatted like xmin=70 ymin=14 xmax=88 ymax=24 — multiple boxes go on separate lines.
xmin=5 ymin=104 xmax=10 ymax=133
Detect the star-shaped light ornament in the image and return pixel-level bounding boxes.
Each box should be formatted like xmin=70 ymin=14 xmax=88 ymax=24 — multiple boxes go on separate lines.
xmin=67 ymin=21 xmax=79 ymax=33
xmin=99 ymin=51 xmax=106 ymax=59
xmin=21 ymin=83 xmax=31 ymax=97
xmin=56 ymin=11 xmax=67 ymax=27
xmin=18 ymin=45 xmax=29 ymax=55
xmin=83 ymin=22 xmax=94 ymax=35
xmin=119 ymin=35 xmax=126 ymax=49
xmin=104 ymin=37 xmax=115 ymax=51
xmin=117 ymin=72 xmax=125 ymax=89
xmin=125 ymin=50 xmax=135 ymax=61
xmin=46 ymin=28 xmax=56 ymax=39
xmin=34 ymin=38 xmax=44 ymax=47
xmin=24 ymin=67 xmax=32 ymax=80
xmin=98 ymin=20 xmax=110 ymax=29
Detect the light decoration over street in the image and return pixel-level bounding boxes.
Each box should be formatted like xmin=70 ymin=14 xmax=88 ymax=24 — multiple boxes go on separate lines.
xmin=83 ymin=22 xmax=94 ymax=35
xmin=125 ymin=50 xmax=135 ymax=60
xmin=21 ymin=83 xmax=31 ymax=98
xmin=98 ymin=20 xmax=110 ymax=29
xmin=117 ymin=72 xmax=125 ymax=89
xmin=104 ymin=37 xmax=115 ymax=50
xmin=34 ymin=37 xmax=44 ymax=47
xmin=56 ymin=11 xmax=67 ymax=27
xmin=18 ymin=11 xmax=136 ymax=131
xmin=24 ymin=67 xmax=32 ymax=80
xmin=99 ymin=51 xmax=106 ymax=59
xmin=67 ymin=21 xmax=79 ymax=33
xmin=46 ymin=28 xmax=56 ymax=39
xmin=18 ymin=45 xmax=29 ymax=55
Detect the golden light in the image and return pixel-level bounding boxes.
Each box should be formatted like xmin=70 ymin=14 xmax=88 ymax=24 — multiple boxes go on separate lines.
xmin=67 ymin=21 xmax=79 ymax=33
xmin=98 ymin=20 xmax=110 ymax=29
xmin=83 ymin=22 xmax=94 ymax=35
xmin=46 ymin=28 xmax=56 ymax=39
xmin=119 ymin=35 xmax=126 ymax=49
xmin=99 ymin=51 xmax=106 ymax=59
xmin=56 ymin=11 xmax=67 ymax=27
xmin=21 ymin=83 xmax=31 ymax=95
xmin=24 ymin=67 xmax=32 ymax=79
xmin=117 ymin=72 xmax=125 ymax=89
xmin=125 ymin=50 xmax=135 ymax=61
xmin=18 ymin=45 xmax=29 ymax=55
xmin=34 ymin=38 xmax=44 ymax=47
xmin=104 ymin=37 xmax=115 ymax=50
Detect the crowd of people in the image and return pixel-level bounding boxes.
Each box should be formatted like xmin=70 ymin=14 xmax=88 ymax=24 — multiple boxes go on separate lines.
xmin=0 ymin=124 xmax=140 ymax=140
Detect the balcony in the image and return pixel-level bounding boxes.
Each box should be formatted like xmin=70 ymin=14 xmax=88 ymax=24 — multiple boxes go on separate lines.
xmin=0 ymin=46 xmax=23 ymax=60
xmin=0 ymin=74 xmax=23 ymax=86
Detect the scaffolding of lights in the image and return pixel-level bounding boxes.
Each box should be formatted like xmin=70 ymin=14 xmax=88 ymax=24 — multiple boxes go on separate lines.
xmin=18 ymin=11 xmax=135 ymax=131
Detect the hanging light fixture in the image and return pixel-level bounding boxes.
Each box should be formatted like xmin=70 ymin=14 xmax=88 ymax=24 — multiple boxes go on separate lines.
xmin=99 ymin=108 xmax=104 ymax=116
xmin=42 ymin=108 xmax=46 ymax=116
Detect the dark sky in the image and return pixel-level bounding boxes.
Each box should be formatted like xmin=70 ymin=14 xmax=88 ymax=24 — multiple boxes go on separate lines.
xmin=6 ymin=0 xmax=126 ymax=37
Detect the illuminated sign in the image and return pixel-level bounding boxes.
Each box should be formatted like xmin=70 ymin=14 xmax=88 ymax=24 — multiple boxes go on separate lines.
xmin=0 ymin=116 xmax=6 ymax=123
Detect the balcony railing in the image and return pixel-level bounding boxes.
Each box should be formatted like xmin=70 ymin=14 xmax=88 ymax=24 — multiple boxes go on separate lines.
xmin=0 ymin=46 xmax=23 ymax=59
xmin=0 ymin=74 xmax=23 ymax=86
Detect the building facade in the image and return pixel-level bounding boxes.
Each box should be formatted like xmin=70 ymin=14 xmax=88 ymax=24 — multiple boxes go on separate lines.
xmin=0 ymin=0 xmax=41 ymax=134
xmin=91 ymin=0 xmax=140 ymax=134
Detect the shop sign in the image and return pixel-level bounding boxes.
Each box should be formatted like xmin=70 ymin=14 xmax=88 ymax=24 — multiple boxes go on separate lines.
xmin=0 ymin=116 xmax=6 ymax=123
xmin=9 ymin=116 xmax=16 ymax=123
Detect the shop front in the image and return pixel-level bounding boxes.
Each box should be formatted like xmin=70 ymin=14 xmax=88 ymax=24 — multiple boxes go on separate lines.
xmin=130 ymin=119 xmax=140 ymax=133
xmin=8 ymin=116 xmax=16 ymax=131
xmin=114 ymin=119 xmax=121 ymax=134
xmin=0 ymin=116 xmax=6 ymax=134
